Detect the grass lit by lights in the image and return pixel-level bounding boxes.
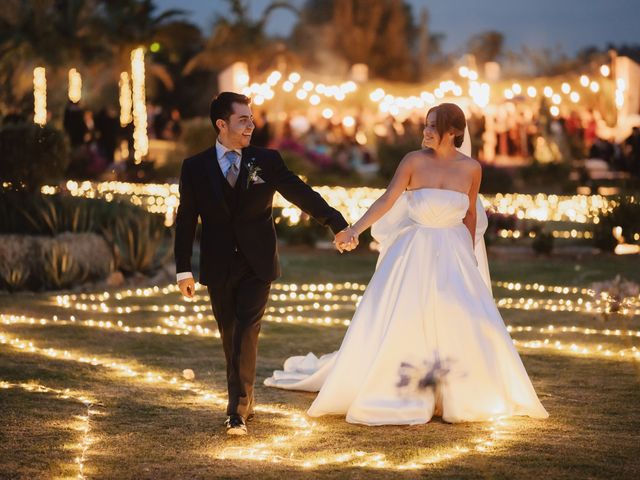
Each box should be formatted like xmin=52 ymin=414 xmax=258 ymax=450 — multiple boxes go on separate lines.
xmin=1 ymin=250 xmax=639 ymax=478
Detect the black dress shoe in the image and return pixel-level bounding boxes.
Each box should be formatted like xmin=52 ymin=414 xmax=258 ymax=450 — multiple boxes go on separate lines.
xmin=224 ymin=414 xmax=247 ymax=435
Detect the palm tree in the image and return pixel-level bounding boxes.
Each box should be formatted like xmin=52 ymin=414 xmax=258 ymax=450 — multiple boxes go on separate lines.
xmin=94 ymin=0 xmax=187 ymax=90
xmin=183 ymin=0 xmax=300 ymax=76
xmin=0 ymin=0 xmax=187 ymax=110
xmin=0 ymin=0 xmax=105 ymax=109
xmin=291 ymin=0 xmax=420 ymax=81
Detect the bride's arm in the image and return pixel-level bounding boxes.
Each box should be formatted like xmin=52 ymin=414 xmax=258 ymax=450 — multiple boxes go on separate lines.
xmin=351 ymin=154 xmax=414 ymax=237
xmin=463 ymin=162 xmax=482 ymax=249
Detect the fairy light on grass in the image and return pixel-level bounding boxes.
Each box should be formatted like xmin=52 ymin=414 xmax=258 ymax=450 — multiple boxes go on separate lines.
xmin=0 ymin=380 xmax=99 ymax=479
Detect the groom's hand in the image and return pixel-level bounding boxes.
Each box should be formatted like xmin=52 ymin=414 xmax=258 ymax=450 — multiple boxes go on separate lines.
xmin=178 ymin=278 xmax=195 ymax=299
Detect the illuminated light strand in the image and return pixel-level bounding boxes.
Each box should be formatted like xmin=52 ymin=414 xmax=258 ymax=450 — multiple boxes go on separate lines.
xmin=496 ymin=229 xmax=594 ymax=240
xmin=513 ymin=338 xmax=639 ymax=360
xmin=0 ymin=380 xmax=99 ymax=480
xmin=218 ymin=416 xmax=515 ymax=470
xmin=68 ymin=68 xmax=82 ymax=103
xmin=1 ymin=331 xmax=523 ymax=469
xmin=41 ymin=182 xmax=625 ymax=227
xmin=33 ymin=67 xmax=47 ymax=125
xmin=119 ymin=72 xmax=132 ymax=126
xmin=0 ymin=331 xmax=339 ymax=468
xmin=496 ymin=297 xmax=640 ymax=315
xmin=0 ymin=331 xmax=229 ymax=403
xmin=8 ymin=308 xmax=639 ymax=348
xmin=53 ymin=279 xmax=635 ymax=304
xmin=495 ymin=281 xmax=592 ymax=295
xmin=52 ymin=293 xmax=639 ymax=318
xmin=215 ymin=67 xmax=613 ymax=125
xmin=507 ymin=324 xmax=640 ymax=338
xmin=0 ymin=314 xmax=220 ymax=338
xmin=130 ymin=47 xmax=148 ymax=163
xmin=7 ymin=307 xmax=636 ymax=362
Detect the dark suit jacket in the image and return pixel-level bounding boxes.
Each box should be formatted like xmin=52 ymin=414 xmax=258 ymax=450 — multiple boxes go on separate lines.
xmin=174 ymin=145 xmax=349 ymax=286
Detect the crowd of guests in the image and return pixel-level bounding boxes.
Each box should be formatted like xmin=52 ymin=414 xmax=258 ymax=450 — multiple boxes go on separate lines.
xmin=61 ymin=101 xmax=184 ymax=179
xmin=273 ymin=115 xmax=377 ymax=176
xmin=2 ymin=99 xmax=639 ymax=181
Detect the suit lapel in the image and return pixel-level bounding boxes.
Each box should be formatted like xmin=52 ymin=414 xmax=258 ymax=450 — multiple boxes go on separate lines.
xmin=236 ymin=147 xmax=254 ymax=210
xmin=204 ymin=146 xmax=231 ymax=217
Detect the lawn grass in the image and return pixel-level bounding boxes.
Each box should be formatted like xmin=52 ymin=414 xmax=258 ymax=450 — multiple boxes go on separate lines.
xmin=1 ymin=248 xmax=639 ymax=479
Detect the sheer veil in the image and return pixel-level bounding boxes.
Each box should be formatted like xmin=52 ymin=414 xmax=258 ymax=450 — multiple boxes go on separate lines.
xmin=371 ymin=125 xmax=492 ymax=293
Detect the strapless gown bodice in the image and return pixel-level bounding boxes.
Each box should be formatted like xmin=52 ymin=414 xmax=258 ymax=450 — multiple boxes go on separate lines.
xmin=406 ymin=188 xmax=469 ymax=228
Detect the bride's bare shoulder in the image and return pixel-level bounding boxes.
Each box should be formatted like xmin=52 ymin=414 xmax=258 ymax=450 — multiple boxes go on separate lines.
xmin=457 ymin=153 xmax=482 ymax=172
xmin=402 ymin=149 xmax=433 ymax=164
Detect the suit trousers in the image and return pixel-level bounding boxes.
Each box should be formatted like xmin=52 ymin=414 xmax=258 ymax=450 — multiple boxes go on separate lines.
xmin=207 ymin=251 xmax=271 ymax=419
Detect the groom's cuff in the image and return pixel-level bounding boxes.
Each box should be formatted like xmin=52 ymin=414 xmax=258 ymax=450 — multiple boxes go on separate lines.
xmin=176 ymin=272 xmax=193 ymax=282
xmin=328 ymin=216 xmax=349 ymax=235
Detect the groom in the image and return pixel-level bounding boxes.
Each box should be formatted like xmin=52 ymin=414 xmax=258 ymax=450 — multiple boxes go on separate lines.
xmin=174 ymin=92 xmax=353 ymax=435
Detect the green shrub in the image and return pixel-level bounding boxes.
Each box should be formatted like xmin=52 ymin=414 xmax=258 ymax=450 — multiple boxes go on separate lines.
xmin=376 ymin=139 xmax=418 ymax=181
xmin=479 ymin=164 xmax=515 ymax=194
xmin=179 ymin=117 xmax=215 ymax=158
xmin=274 ymin=209 xmax=331 ymax=247
xmin=281 ymin=151 xmax=319 ymax=180
xmin=0 ymin=123 xmax=69 ymax=191
xmin=593 ymin=197 xmax=640 ymax=252
xmin=532 ymin=230 xmax=554 ymax=255
xmin=515 ymin=161 xmax=574 ymax=193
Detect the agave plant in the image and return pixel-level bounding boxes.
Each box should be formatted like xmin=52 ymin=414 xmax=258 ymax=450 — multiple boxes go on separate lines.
xmin=104 ymin=211 xmax=172 ymax=275
xmin=16 ymin=195 xmax=97 ymax=235
xmin=0 ymin=260 xmax=29 ymax=292
xmin=41 ymin=241 xmax=88 ymax=290
xmin=19 ymin=196 xmax=61 ymax=235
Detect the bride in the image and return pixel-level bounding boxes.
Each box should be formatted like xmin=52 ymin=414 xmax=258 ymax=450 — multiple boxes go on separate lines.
xmin=265 ymin=103 xmax=549 ymax=425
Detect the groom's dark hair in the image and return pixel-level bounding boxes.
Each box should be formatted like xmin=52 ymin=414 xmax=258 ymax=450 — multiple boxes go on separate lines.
xmin=210 ymin=92 xmax=251 ymax=133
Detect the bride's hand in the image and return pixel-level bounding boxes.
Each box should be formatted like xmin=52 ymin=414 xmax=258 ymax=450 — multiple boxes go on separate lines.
xmin=334 ymin=227 xmax=359 ymax=253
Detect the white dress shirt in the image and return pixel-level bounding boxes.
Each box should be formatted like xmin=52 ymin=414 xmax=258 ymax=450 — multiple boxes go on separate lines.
xmin=176 ymin=140 xmax=242 ymax=282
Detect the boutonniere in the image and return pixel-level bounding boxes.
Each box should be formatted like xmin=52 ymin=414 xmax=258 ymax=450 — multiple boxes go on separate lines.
xmin=245 ymin=158 xmax=264 ymax=188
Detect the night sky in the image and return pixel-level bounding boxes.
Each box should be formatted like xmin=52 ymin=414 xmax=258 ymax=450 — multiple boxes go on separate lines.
xmin=154 ymin=0 xmax=639 ymax=55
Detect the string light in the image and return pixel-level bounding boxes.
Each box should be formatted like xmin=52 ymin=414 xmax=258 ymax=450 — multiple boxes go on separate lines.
xmin=68 ymin=68 xmax=82 ymax=103
xmin=0 ymin=380 xmax=99 ymax=479
xmin=28 ymin=279 xmax=637 ymax=360
xmin=33 ymin=67 xmax=47 ymax=125
xmin=41 ymin=182 xmax=624 ymax=229
xmin=119 ymin=72 xmax=133 ymax=126
xmin=3 ymin=274 xmax=636 ymax=469
xmin=0 ymin=330 xmax=513 ymax=470
xmin=131 ymin=47 xmax=148 ymax=163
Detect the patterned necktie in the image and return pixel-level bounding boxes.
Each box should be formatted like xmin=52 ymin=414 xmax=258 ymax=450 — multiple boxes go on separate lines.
xmin=224 ymin=150 xmax=240 ymax=187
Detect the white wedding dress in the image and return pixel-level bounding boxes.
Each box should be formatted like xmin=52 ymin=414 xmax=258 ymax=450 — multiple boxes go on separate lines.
xmin=265 ymin=131 xmax=549 ymax=425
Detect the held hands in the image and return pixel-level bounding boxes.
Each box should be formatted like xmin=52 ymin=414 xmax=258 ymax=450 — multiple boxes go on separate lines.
xmin=334 ymin=227 xmax=359 ymax=253
xmin=178 ymin=277 xmax=195 ymax=299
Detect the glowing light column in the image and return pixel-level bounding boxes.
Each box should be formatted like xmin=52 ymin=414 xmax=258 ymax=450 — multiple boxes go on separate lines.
xmin=130 ymin=47 xmax=148 ymax=163
xmin=68 ymin=68 xmax=82 ymax=103
xmin=119 ymin=72 xmax=132 ymax=127
xmin=33 ymin=67 xmax=47 ymax=125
